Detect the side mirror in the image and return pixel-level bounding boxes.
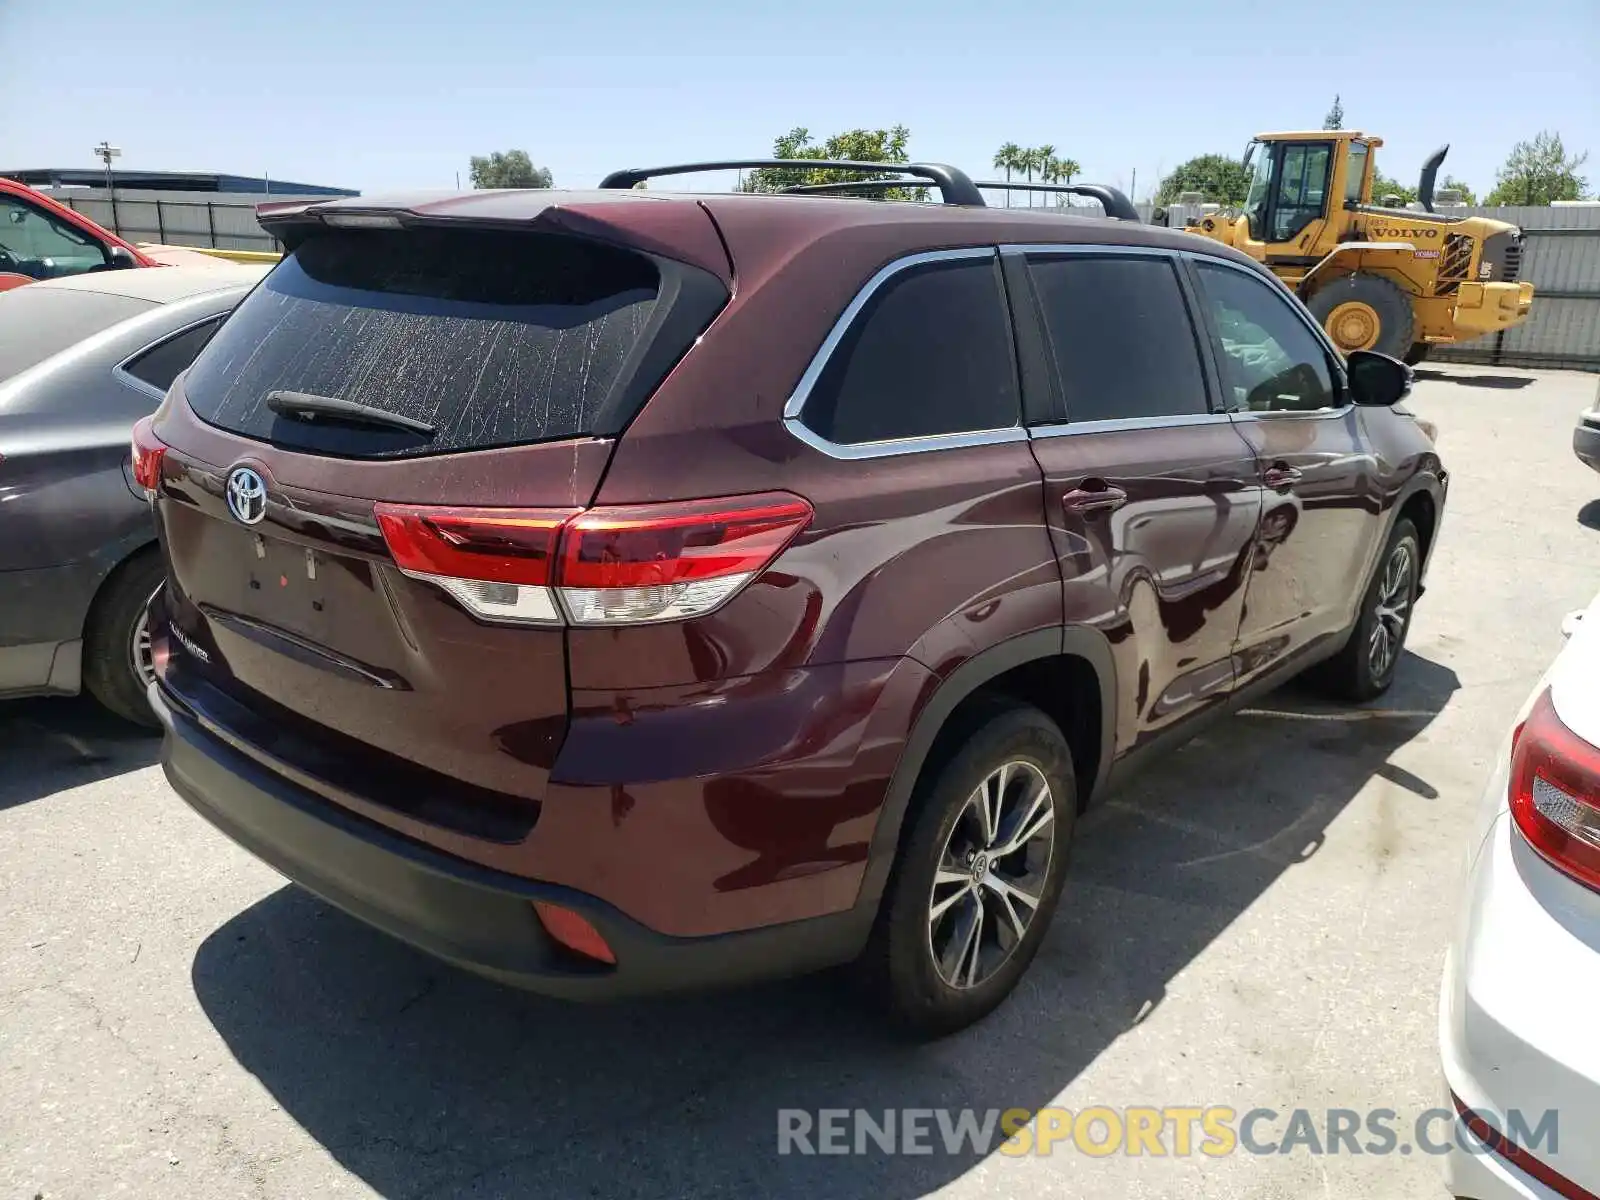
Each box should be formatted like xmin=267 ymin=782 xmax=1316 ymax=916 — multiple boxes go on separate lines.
xmin=1346 ymin=349 xmax=1412 ymax=407
xmin=107 ymin=245 xmax=139 ymax=269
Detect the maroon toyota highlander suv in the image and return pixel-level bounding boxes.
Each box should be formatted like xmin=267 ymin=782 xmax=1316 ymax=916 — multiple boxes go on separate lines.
xmin=132 ymin=161 xmax=1446 ymax=1035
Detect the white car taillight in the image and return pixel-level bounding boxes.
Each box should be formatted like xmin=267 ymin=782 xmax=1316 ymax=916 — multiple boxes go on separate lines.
xmin=1509 ymin=688 xmax=1600 ymax=892
xmin=374 ymin=493 xmax=813 ymax=627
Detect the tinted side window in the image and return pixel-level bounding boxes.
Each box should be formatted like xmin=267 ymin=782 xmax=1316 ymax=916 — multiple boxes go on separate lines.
xmin=1194 ymin=263 xmax=1336 ymax=413
xmin=0 ymin=196 xmax=109 ymax=280
xmin=1029 ymin=255 xmax=1208 ymax=424
xmin=122 ymin=317 xmax=224 ymax=393
xmin=801 ymin=257 xmax=1018 ymax=445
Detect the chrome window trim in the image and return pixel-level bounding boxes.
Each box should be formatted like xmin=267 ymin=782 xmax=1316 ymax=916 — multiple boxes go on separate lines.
xmin=1029 ymin=411 xmax=1235 ymax=438
xmin=1177 ymin=249 xmax=1355 ymax=420
xmin=112 ymin=312 xmax=229 ymax=402
xmin=781 ymin=247 xmax=1025 ymax=461
xmin=1005 ymin=243 xmax=1179 ymax=260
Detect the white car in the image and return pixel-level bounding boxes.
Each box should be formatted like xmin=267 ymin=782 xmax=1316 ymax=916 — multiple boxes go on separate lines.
xmin=1441 ymin=591 xmax=1600 ymax=1199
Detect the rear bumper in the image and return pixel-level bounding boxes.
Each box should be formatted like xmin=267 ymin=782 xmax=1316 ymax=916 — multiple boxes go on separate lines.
xmin=1439 ymin=808 xmax=1600 ymax=1197
xmin=152 ymin=681 xmax=871 ymax=998
xmin=1453 ymin=281 xmax=1535 ymax=336
xmin=1574 ymin=417 xmax=1600 ymax=474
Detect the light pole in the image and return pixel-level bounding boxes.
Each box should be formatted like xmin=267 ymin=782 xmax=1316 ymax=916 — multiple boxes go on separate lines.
xmin=93 ymin=141 xmax=122 ymax=234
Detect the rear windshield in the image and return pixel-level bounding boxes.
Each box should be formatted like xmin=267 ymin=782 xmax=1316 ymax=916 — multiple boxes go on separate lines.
xmin=0 ymin=288 xmax=154 ymax=382
xmin=183 ymin=227 xmax=662 ymax=458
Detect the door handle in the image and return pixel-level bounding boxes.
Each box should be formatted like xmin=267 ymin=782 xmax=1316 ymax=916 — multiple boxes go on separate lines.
xmin=1263 ymin=463 xmax=1303 ymax=491
xmin=1062 ymin=481 xmax=1128 ymax=514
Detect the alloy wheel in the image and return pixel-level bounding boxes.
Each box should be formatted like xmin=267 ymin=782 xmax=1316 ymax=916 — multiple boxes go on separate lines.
xmin=129 ymin=585 xmax=161 ymax=690
xmin=1367 ymin=541 xmax=1414 ymax=680
xmin=927 ymin=760 xmax=1055 ymax=990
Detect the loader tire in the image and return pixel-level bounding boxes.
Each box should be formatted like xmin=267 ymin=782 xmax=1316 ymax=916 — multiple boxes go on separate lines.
xmin=1306 ymin=274 xmax=1415 ymax=359
xmin=1403 ymin=343 xmax=1432 ymax=366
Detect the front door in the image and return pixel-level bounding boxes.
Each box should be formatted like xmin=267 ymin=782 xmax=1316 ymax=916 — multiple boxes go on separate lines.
xmin=1015 ymin=248 xmax=1263 ymax=758
xmin=1186 ymin=258 xmax=1375 ymax=688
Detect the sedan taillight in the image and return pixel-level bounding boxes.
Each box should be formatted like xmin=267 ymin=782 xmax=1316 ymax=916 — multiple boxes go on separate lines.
xmin=130 ymin=416 xmax=167 ymax=493
xmin=375 ymin=492 xmax=813 ymax=627
xmin=1509 ymin=688 xmax=1600 ymax=892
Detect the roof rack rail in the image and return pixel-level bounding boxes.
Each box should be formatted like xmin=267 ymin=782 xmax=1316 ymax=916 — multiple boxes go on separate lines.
xmin=599 ymin=160 xmax=987 ymax=207
xmin=975 ymin=181 xmax=1142 ymax=222
xmin=780 ymin=179 xmax=935 ymax=197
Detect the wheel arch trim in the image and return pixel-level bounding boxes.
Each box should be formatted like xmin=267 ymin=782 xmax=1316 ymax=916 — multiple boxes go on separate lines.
xmin=853 ymin=626 xmax=1117 ymax=916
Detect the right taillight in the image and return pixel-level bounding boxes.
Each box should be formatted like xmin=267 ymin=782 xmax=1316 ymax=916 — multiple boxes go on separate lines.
xmin=130 ymin=416 xmax=167 ymax=493
xmin=1509 ymin=688 xmax=1600 ymax=891
xmin=375 ymin=492 xmax=812 ymax=628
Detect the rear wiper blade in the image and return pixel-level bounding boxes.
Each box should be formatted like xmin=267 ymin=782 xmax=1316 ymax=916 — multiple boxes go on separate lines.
xmin=265 ymin=390 xmax=436 ymax=437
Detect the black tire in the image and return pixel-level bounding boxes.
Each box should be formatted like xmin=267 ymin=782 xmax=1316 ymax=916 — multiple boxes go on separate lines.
xmin=82 ymin=551 xmax=164 ymax=728
xmin=1310 ymin=518 xmax=1420 ymax=703
xmin=1306 ymin=273 xmax=1416 ymax=359
xmin=856 ymin=702 xmax=1076 ymax=1038
xmin=1403 ymin=342 xmax=1432 ymax=366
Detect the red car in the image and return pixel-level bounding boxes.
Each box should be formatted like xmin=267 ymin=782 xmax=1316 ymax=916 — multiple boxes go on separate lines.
xmin=137 ymin=161 xmax=1446 ymax=1035
xmin=0 ymin=177 xmax=161 ymax=291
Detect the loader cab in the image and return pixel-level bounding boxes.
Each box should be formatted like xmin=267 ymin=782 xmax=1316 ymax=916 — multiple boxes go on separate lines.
xmin=1238 ymin=132 xmax=1376 ymax=263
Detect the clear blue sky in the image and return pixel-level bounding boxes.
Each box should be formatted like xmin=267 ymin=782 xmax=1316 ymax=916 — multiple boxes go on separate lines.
xmin=3 ymin=0 xmax=1595 ymax=201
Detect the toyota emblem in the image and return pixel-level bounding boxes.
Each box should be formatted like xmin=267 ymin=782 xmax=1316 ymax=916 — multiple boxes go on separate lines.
xmin=226 ymin=466 xmax=267 ymax=525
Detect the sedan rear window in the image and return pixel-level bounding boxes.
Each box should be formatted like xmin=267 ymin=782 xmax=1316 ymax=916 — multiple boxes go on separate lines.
xmin=182 ymin=228 xmax=665 ymax=458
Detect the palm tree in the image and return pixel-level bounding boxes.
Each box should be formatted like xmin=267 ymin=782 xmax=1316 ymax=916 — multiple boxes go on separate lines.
xmin=1047 ymin=155 xmax=1081 ymax=207
xmin=1019 ymin=147 xmax=1040 ymax=206
xmin=993 ymin=142 xmax=1022 ymax=207
xmin=1033 ymin=145 xmax=1056 ymax=207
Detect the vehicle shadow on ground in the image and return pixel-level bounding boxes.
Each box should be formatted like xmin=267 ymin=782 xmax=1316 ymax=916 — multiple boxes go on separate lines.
xmin=192 ymin=652 xmax=1457 ymax=1200
xmin=1412 ymin=369 xmax=1534 ymax=390
xmin=0 ymin=697 xmax=158 ymax=812
xmin=1579 ymin=500 xmax=1600 ymax=532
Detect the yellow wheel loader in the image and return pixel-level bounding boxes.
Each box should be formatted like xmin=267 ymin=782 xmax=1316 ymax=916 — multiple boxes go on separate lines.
xmin=1185 ymin=132 xmax=1533 ymax=363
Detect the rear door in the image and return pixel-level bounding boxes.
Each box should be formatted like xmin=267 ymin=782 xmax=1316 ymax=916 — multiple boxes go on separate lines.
xmin=1186 ymin=257 xmax=1374 ymax=686
xmin=1013 ymin=247 xmax=1263 ymax=758
xmin=151 ymin=221 xmax=727 ymax=829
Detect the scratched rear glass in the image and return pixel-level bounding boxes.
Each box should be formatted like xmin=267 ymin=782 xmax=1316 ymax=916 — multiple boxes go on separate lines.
xmin=182 ymin=228 xmax=659 ymax=458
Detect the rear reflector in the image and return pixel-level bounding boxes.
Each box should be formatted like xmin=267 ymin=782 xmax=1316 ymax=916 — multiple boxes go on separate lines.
xmin=130 ymin=416 xmax=166 ymax=492
xmin=1452 ymin=1093 xmax=1598 ymax=1200
xmin=1509 ymin=688 xmax=1600 ymax=892
xmin=375 ymin=492 xmax=812 ymax=627
xmin=533 ymin=902 xmax=616 ymax=965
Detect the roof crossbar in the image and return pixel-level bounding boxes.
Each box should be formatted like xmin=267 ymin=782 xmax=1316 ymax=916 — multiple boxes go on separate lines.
xmin=975 ymin=181 xmax=1142 ymax=222
xmin=599 ymin=160 xmax=987 ymax=207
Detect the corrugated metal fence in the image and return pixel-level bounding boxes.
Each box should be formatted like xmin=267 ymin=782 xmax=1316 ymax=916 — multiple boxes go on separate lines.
xmin=50 ymin=189 xmax=287 ymax=254
xmin=1430 ymin=204 xmax=1600 ymax=371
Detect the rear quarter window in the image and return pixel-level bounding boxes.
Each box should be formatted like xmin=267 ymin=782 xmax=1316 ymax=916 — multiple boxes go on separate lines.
xmin=798 ymin=255 xmax=1019 ymax=446
xmin=182 ymin=228 xmax=673 ymax=458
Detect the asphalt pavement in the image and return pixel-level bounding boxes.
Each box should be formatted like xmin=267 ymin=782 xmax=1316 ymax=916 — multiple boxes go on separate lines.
xmin=3 ymin=363 xmax=1597 ymax=1199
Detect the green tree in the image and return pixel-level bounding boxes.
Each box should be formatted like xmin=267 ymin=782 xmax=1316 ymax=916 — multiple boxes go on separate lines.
xmin=468 ymin=149 xmax=553 ymax=189
xmin=1485 ymin=131 xmax=1589 ymax=206
xmin=1373 ymin=171 xmax=1418 ymax=206
xmin=1323 ymin=95 xmax=1344 ymax=131
xmin=740 ymin=125 xmax=912 ymax=196
xmin=1438 ymin=175 xmax=1477 ymax=205
xmin=1155 ymin=154 xmax=1252 ymax=205
xmin=993 ymin=142 xmax=1024 ymax=206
